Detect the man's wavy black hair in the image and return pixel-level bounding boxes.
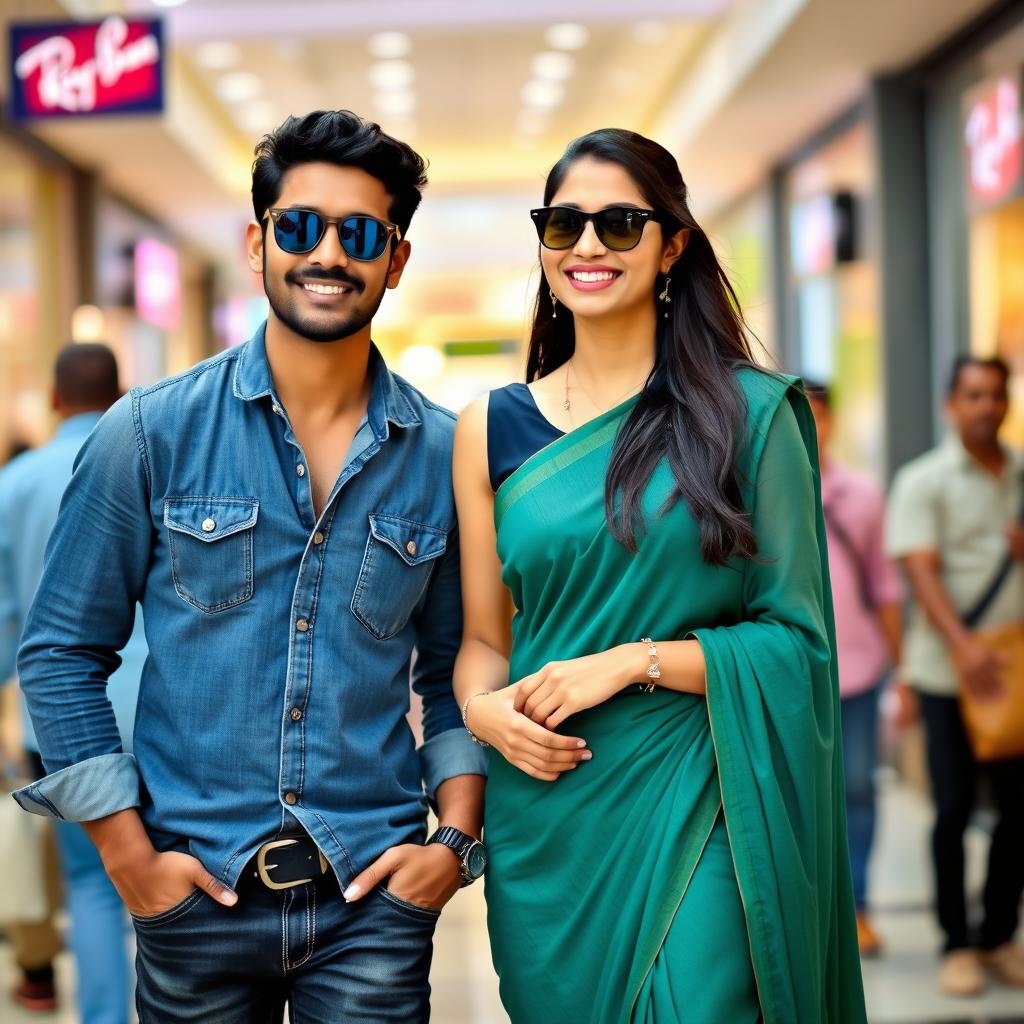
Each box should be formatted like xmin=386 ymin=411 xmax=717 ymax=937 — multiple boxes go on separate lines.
xmin=251 ymin=110 xmax=428 ymax=235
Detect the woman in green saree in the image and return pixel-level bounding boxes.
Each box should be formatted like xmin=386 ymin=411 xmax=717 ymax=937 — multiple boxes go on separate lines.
xmin=452 ymin=129 xmax=866 ymax=1023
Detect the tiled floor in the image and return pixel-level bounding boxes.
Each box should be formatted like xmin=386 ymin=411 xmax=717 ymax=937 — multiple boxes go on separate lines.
xmin=3 ymin=775 xmax=1023 ymax=1023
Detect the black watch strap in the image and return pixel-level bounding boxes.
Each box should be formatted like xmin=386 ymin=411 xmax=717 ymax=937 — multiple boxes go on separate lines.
xmin=428 ymin=825 xmax=475 ymax=859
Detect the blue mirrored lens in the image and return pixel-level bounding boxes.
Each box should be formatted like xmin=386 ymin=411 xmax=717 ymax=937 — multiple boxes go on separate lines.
xmin=274 ymin=210 xmax=324 ymax=253
xmin=340 ymin=217 xmax=388 ymax=260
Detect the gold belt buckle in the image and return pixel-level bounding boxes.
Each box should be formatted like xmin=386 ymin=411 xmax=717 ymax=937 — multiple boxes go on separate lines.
xmin=256 ymin=838 xmax=329 ymax=891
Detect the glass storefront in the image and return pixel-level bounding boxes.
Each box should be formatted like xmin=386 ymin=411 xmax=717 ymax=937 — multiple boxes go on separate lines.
xmin=0 ymin=134 xmax=75 ymax=461
xmin=709 ymin=187 xmax=776 ymax=362
xmin=924 ymin=8 xmax=1024 ymax=446
xmin=961 ymin=21 xmax=1024 ymax=443
xmin=784 ymin=120 xmax=884 ymax=476
xmin=94 ymin=195 xmax=212 ymax=388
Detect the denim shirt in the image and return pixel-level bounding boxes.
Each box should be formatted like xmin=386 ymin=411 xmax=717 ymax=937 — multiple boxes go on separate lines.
xmin=14 ymin=324 xmax=487 ymax=889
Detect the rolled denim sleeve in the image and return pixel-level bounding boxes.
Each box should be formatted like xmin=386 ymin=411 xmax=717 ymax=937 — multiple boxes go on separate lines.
xmin=13 ymin=753 xmax=140 ymax=820
xmin=15 ymin=393 xmax=150 ymax=821
xmin=411 ymin=525 xmax=488 ymax=800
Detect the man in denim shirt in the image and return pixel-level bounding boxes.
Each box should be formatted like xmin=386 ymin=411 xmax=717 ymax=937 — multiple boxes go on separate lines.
xmin=14 ymin=111 xmax=488 ymax=1022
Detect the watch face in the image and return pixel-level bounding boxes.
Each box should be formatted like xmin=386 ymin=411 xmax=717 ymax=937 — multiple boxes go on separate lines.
xmin=465 ymin=843 xmax=488 ymax=879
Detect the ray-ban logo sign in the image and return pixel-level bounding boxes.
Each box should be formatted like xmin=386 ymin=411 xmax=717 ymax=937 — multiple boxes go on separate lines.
xmin=9 ymin=17 xmax=164 ymax=119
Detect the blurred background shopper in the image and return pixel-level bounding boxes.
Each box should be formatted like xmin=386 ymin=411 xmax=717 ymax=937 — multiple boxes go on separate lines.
xmin=887 ymin=355 xmax=1024 ymax=997
xmin=0 ymin=344 xmax=142 ymax=1022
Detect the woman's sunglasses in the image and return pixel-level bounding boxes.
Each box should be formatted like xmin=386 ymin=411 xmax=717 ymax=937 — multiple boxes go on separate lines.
xmin=266 ymin=208 xmax=401 ymax=261
xmin=530 ymin=206 xmax=660 ymax=252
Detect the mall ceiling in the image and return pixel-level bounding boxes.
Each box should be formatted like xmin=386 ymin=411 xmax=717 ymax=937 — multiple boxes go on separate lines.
xmin=0 ymin=0 xmax=996 ymax=279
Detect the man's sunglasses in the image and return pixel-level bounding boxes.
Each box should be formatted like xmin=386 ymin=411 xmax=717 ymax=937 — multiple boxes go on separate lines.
xmin=265 ymin=208 xmax=401 ymax=261
xmin=530 ymin=206 xmax=660 ymax=251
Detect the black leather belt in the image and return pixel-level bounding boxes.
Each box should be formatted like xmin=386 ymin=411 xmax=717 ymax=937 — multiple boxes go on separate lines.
xmin=241 ymin=835 xmax=336 ymax=892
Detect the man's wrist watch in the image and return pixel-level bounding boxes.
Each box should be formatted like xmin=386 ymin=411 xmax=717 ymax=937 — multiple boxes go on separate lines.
xmin=427 ymin=826 xmax=487 ymax=887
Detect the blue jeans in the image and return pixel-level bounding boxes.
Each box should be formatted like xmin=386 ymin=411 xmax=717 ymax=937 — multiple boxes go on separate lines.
xmin=132 ymin=878 xmax=437 ymax=1022
xmin=840 ymin=681 xmax=882 ymax=910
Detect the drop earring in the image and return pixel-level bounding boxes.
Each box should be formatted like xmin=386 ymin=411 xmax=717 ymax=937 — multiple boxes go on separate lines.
xmin=550 ymin=288 xmax=558 ymax=318
xmin=658 ymin=275 xmax=672 ymax=319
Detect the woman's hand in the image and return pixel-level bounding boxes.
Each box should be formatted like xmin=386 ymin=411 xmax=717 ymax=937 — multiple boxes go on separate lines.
xmin=514 ymin=646 xmax=643 ymax=729
xmin=465 ymin=684 xmax=591 ymax=782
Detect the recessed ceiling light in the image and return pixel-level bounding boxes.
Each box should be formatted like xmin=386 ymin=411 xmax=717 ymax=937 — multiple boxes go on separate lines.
xmin=634 ymin=21 xmax=668 ymax=45
xmin=522 ymin=78 xmax=565 ymax=110
xmin=151 ymin=0 xmax=189 ymax=7
xmin=544 ymin=23 xmax=589 ymax=51
xmin=374 ymin=90 xmax=417 ymax=118
xmin=216 ymin=71 xmax=263 ymax=105
xmin=531 ymin=51 xmax=575 ymax=81
xmin=369 ymin=31 xmax=412 ymax=60
xmin=195 ymin=41 xmax=241 ymax=70
xmin=369 ymin=60 xmax=415 ymax=91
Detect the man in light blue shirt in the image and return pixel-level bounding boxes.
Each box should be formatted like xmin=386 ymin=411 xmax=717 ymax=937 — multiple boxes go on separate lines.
xmin=0 ymin=343 xmax=143 ymax=1021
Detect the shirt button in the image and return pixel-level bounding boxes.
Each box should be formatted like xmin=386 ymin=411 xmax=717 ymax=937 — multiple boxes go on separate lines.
xmin=406 ymin=540 xmax=417 ymax=556
xmin=296 ymin=618 xmax=309 ymax=632
xmin=285 ymin=793 xmax=298 ymax=805
xmin=201 ymin=518 xmax=216 ymax=533
xmin=272 ymin=404 xmax=283 ymax=416
xmin=290 ymin=707 xmax=303 ymax=722
xmin=296 ymin=464 xmax=306 ymax=478
xmin=313 ymin=531 xmax=324 ymax=545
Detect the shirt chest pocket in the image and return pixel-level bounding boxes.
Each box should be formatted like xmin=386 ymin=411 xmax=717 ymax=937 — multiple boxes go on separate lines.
xmin=164 ymin=497 xmax=259 ymax=613
xmin=351 ymin=513 xmax=448 ymax=641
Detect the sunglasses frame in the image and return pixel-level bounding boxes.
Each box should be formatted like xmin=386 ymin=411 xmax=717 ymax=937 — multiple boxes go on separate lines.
xmin=530 ymin=206 xmax=660 ymax=251
xmin=265 ymin=207 xmax=402 ymax=261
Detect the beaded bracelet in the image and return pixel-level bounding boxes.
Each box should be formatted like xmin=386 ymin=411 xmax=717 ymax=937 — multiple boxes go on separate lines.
xmin=461 ymin=692 xmax=491 ymax=747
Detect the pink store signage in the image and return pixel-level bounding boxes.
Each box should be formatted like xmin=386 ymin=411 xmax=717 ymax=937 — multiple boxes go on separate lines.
xmin=963 ymin=73 xmax=1022 ymax=212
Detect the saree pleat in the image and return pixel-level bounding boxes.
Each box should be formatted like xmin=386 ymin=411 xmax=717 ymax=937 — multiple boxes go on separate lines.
xmin=485 ymin=370 xmax=866 ymax=1024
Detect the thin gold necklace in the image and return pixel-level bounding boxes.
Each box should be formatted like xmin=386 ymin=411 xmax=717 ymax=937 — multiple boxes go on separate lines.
xmin=563 ymin=358 xmax=647 ymax=429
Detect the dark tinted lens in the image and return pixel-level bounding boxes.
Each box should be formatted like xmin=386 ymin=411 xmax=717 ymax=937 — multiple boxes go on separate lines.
xmin=542 ymin=208 xmax=584 ymax=249
xmin=596 ymin=208 xmax=645 ymax=250
xmin=339 ymin=217 xmax=389 ymax=260
xmin=274 ymin=210 xmax=324 ymax=253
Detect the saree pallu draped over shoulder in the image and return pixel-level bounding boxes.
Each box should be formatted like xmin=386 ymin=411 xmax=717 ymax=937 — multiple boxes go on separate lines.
xmin=484 ymin=369 xmax=866 ymax=1024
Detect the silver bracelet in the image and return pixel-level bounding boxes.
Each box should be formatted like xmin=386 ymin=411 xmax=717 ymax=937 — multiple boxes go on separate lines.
xmin=461 ymin=692 xmax=491 ymax=747
xmin=640 ymin=637 xmax=661 ymax=693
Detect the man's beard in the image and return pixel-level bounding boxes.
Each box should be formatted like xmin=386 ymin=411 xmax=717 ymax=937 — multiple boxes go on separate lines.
xmin=264 ymin=266 xmax=388 ymax=344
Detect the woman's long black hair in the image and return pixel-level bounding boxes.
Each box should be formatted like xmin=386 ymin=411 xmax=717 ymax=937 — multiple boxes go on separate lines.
xmin=526 ymin=128 xmax=762 ymax=566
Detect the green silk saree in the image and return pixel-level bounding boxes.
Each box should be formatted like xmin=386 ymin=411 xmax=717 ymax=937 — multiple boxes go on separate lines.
xmin=484 ymin=370 xmax=866 ymax=1023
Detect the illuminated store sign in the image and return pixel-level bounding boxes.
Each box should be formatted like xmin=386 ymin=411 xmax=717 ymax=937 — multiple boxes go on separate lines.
xmin=9 ymin=17 xmax=164 ymax=119
xmin=963 ymin=73 xmax=1022 ymax=212
xmin=135 ymin=239 xmax=180 ymax=330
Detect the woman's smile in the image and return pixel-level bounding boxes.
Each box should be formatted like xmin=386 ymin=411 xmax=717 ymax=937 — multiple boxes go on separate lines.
xmin=563 ymin=263 xmax=623 ymax=292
